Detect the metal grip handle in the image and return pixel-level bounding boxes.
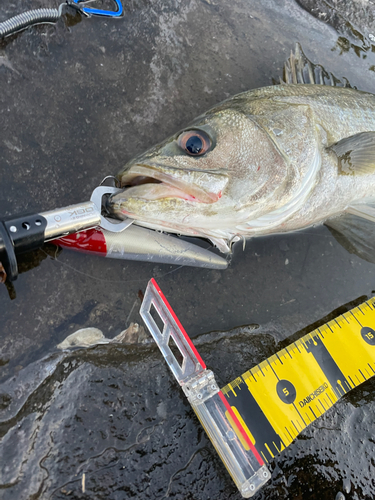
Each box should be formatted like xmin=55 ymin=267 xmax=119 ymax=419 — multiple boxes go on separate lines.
xmin=0 ymin=201 xmax=100 ymax=281
xmin=41 ymin=201 xmax=101 ymax=240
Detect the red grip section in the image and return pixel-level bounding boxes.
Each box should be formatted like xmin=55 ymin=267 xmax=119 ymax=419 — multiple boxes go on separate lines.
xmin=54 ymin=228 xmax=107 ymax=255
xmin=150 ymin=278 xmax=206 ymax=370
xmin=218 ymin=391 xmax=264 ymax=466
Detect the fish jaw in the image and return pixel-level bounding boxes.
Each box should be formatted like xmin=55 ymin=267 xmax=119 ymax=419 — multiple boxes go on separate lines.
xmin=109 ymin=176 xmax=235 ymax=237
xmin=109 ymin=162 xmax=235 ymax=238
xmin=119 ymin=164 xmax=229 ymax=204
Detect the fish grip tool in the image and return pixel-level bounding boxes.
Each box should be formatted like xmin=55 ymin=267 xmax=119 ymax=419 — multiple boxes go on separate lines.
xmin=0 ymin=186 xmax=131 ymax=281
xmin=140 ymin=278 xmax=270 ymax=498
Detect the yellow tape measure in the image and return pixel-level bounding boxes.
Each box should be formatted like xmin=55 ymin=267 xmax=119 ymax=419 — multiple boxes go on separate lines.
xmin=142 ymin=281 xmax=375 ymax=497
xmin=222 ymin=298 xmax=375 ymax=464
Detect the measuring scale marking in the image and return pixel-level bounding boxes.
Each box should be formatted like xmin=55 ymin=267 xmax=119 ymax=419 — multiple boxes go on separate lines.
xmin=222 ymin=299 xmax=375 ymax=462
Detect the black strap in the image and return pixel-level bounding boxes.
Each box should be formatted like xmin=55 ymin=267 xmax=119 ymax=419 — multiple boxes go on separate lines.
xmin=0 ymin=222 xmax=18 ymax=281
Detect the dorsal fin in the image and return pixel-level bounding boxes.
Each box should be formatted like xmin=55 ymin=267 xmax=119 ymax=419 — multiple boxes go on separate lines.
xmin=280 ymin=43 xmax=353 ymax=88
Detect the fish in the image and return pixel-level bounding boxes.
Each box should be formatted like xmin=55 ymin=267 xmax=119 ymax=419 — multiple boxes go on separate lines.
xmin=107 ymin=44 xmax=375 ymax=262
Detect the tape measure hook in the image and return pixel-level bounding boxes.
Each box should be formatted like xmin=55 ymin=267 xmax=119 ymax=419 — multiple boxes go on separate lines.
xmin=140 ymin=278 xmax=205 ymax=385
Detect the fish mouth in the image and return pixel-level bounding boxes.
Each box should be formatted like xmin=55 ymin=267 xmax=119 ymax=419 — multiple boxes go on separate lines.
xmin=119 ymin=164 xmax=228 ymax=204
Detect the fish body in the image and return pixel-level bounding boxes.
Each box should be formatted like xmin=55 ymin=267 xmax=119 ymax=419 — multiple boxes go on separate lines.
xmin=109 ymin=55 xmax=375 ymax=257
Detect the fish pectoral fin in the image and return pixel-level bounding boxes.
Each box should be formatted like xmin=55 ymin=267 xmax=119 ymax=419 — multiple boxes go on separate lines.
xmin=325 ymin=207 xmax=375 ymax=263
xmin=329 ymin=131 xmax=375 ymax=175
xmin=345 ymin=204 xmax=375 ymax=222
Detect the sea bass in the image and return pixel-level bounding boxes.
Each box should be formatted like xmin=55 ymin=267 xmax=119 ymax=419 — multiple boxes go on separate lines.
xmin=108 ymin=47 xmax=375 ymax=261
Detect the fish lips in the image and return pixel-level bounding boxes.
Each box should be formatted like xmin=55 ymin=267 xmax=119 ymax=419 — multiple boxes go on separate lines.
xmin=118 ymin=164 xmax=229 ymax=204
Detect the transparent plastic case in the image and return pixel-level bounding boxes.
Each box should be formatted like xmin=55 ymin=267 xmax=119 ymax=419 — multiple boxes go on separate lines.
xmin=140 ymin=278 xmax=271 ymax=498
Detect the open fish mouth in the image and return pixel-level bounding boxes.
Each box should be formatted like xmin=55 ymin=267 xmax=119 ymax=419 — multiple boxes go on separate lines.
xmin=119 ymin=164 xmax=228 ymax=204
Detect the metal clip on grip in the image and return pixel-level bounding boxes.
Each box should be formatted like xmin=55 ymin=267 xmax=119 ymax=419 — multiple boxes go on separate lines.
xmin=71 ymin=0 xmax=123 ymax=17
xmin=140 ymin=279 xmax=271 ymax=498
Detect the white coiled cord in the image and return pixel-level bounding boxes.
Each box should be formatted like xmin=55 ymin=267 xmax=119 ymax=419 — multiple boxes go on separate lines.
xmin=0 ymin=4 xmax=66 ymax=38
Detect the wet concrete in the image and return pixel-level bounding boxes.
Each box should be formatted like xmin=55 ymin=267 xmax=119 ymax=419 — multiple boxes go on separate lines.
xmin=1 ymin=0 xmax=375 ymax=498
xmin=1 ymin=326 xmax=375 ymax=499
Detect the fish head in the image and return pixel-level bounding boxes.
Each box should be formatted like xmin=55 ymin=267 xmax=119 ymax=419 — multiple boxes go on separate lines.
xmin=108 ymin=108 xmax=288 ymax=240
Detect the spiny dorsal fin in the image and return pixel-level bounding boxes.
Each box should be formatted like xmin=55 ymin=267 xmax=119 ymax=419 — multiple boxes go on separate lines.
xmin=282 ymin=43 xmax=352 ymax=87
xmin=330 ymin=131 xmax=375 ymax=175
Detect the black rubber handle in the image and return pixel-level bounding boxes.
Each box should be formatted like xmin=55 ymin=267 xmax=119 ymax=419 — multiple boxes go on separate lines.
xmin=0 ymin=214 xmax=47 ymax=281
xmin=0 ymin=223 xmax=18 ymax=282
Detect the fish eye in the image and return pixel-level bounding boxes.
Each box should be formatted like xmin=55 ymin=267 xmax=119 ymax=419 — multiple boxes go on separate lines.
xmin=178 ymin=130 xmax=211 ymax=156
